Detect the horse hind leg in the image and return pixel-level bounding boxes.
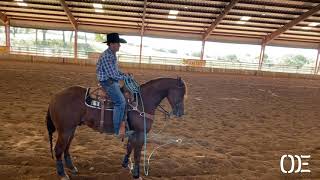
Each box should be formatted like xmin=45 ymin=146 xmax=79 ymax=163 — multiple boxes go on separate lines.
xmin=64 ymin=129 xmax=78 ymax=175
xmin=55 ymin=131 xmax=73 ymax=180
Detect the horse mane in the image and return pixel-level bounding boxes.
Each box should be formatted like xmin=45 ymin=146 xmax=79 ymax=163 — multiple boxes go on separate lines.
xmin=140 ymin=77 xmax=187 ymax=87
xmin=139 ymin=77 xmax=187 ymax=97
xmin=140 ymin=77 xmax=172 ymax=87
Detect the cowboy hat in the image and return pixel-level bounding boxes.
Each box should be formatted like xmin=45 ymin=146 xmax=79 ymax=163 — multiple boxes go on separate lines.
xmin=103 ymin=33 xmax=127 ymax=43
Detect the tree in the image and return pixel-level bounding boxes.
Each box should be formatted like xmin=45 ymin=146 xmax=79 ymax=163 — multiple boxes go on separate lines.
xmin=191 ymin=51 xmax=201 ymax=57
xmin=35 ymin=29 xmax=38 ymax=46
xmin=224 ymin=54 xmax=239 ymax=63
xmin=95 ymin=34 xmax=105 ymax=42
xmin=11 ymin=27 xmax=18 ymax=37
xmin=255 ymin=54 xmax=270 ymax=64
xmin=283 ymin=54 xmax=309 ymax=69
xmin=42 ymin=30 xmax=47 ymax=41
xmin=168 ymin=49 xmax=177 ymax=54
xmin=25 ymin=28 xmax=31 ymax=34
xmin=159 ymin=48 xmax=166 ymax=52
xmin=62 ymin=31 xmax=66 ymax=47
xmin=70 ymin=31 xmax=74 ymax=43
xmin=84 ymin=33 xmax=88 ymax=44
xmin=205 ymin=55 xmax=213 ymax=59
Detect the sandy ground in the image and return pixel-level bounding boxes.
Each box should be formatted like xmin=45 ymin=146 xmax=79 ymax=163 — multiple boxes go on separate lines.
xmin=1 ymin=60 xmax=320 ymax=180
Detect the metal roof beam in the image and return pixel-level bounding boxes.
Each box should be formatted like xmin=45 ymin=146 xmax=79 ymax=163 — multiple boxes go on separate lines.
xmin=59 ymin=0 xmax=77 ymax=30
xmin=203 ymin=0 xmax=239 ymax=40
xmin=263 ymin=4 xmax=320 ymax=44
xmin=0 ymin=11 xmax=8 ymax=24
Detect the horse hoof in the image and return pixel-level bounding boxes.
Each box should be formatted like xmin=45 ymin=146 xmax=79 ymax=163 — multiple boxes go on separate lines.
xmin=60 ymin=175 xmax=70 ymax=180
xmin=121 ymin=163 xmax=127 ymax=169
xmin=70 ymin=167 xmax=78 ymax=175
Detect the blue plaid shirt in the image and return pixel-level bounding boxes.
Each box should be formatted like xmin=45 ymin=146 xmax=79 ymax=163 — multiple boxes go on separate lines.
xmin=96 ymin=48 xmax=125 ymax=82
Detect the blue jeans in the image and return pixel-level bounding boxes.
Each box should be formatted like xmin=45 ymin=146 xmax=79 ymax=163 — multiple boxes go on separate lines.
xmin=100 ymin=80 xmax=126 ymax=135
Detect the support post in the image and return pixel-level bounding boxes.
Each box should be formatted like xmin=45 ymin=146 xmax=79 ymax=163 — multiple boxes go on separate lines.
xmin=139 ymin=35 xmax=143 ymax=64
xmin=258 ymin=43 xmax=266 ymax=71
xmin=200 ymin=40 xmax=205 ymax=60
xmin=315 ymin=45 xmax=320 ymax=74
xmin=139 ymin=0 xmax=147 ymax=64
xmin=74 ymin=30 xmax=78 ymax=62
xmin=5 ymin=21 xmax=10 ymax=52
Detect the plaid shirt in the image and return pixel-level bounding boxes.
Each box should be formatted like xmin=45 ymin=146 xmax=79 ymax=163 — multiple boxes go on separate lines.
xmin=96 ymin=48 xmax=125 ymax=82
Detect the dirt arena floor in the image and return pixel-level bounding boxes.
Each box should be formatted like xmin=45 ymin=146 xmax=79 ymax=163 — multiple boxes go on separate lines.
xmin=1 ymin=60 xmax=320 ymax=180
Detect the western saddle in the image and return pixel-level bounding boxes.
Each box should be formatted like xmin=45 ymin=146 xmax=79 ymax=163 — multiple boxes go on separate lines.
xmin=85 ymin=83 xmax=154 ymax=137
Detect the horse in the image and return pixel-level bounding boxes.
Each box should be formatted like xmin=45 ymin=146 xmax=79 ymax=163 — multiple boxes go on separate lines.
xmin=46 ymin=77 xmax=187 ymax=180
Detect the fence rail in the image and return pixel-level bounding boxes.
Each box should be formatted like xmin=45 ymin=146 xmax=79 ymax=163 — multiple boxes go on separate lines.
xmin=7 ymin=46 xmax=318 ymax=75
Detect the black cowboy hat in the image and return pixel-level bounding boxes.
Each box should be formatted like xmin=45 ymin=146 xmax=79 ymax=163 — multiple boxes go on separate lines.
xmin=103 ymin=33 xmax=127 ymax=43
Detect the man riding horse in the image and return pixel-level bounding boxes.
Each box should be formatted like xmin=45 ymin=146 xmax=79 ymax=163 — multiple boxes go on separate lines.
xmin=46 ymin=33 xmax=187 ymax=180
xmin=96 ymin=32 xmax=133 ymax=138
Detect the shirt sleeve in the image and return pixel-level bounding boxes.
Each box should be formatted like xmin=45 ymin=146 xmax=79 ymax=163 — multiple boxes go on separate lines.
xmin=100 ymin=53 xmax=125 ymax=81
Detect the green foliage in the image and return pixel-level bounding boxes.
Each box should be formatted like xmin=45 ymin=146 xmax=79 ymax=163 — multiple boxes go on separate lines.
xmin=282 ymin=54 xmax=309 ymax=69
xmin=78 ymin=43 xmax=94 ymax=53
xmin=224 ymin=54 xmax=240 ymax=63
xmin=159 ymin=48 xmax=167 ymax=52
xmin=168 ymin=49 xmax=177 ymax=54
xmin=95 ymin=34 xmax=105 ymax=42
xmin=255 ymin=54 xmax=270 ymax=64
xmin=205 ymin=55 xmax=213 ymax=59
xmin=191 ymin=51 xmax=201 ymax=57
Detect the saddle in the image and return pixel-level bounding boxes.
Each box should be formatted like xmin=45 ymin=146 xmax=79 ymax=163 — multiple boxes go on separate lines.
xmin=85 ymin=86 xmax=114 ymax=110
xmin=84 ymin=82 xmax=154 ymax=136
xmin=84 ymin=85 xmax=134 ymax=135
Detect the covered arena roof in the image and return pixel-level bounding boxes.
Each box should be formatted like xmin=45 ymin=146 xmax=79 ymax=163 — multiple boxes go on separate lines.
xmin=0 ymin=0 xmax=320 ymax=49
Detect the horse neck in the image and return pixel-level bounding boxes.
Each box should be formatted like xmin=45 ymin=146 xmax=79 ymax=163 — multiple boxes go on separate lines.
xmin=140 ymin=79 xmax=172 ymax=114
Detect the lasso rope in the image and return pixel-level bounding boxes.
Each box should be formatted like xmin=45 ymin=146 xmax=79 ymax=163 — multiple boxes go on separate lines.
xmin=123 ymin=75 xmax=182 ymax=176
xmin=124 ymin=75 xmax=148 ymax=175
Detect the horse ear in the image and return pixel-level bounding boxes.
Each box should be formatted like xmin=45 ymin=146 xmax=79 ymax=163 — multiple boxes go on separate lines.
xmin=177 ymin=76 xmax=183 ymax=87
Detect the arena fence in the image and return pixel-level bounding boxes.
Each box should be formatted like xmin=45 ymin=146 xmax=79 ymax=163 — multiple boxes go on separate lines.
xmin=7 ymin=46 xmax=318 ymax=75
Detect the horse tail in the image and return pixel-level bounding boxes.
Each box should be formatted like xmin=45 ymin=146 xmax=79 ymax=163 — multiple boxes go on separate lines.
xmin=46 ymin=107 xmax=55 ymax=159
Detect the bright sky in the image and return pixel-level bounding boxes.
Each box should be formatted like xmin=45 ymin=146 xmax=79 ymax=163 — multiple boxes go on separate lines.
xmin=123 ymin=35 xmax=318 ymax=62
xmin=0 ymin=27 xmax=318 ymax=63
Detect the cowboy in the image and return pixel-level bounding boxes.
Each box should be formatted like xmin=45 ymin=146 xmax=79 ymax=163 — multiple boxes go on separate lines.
xmin=96 ymin=33 xmax=128 ymax=137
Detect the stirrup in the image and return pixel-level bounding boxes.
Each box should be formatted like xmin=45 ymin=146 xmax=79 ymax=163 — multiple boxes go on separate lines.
xmin=125 ymin=130 xmax=135 ymax=138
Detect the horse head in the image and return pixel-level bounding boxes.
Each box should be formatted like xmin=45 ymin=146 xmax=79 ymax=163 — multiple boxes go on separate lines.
xmin=166 ymin=77 xmax=186 ymax=117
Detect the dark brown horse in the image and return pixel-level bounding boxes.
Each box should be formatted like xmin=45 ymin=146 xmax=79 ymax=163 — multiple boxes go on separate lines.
xmin=46 ymin=77 xmax=186 ymax=180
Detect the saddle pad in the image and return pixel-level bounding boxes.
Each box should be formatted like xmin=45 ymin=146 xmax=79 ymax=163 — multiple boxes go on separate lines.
xmin=84 ymin=88 xmax=114 ymax=110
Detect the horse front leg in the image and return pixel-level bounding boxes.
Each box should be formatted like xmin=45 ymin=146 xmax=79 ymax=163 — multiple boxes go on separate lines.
xmin=132 ymin=132 xmax=144 ymax=180
xmin=122 ymin=136 xmax=133 ymax=169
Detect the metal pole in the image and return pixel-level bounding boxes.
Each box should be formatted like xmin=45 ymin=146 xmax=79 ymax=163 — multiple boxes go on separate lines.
xmin=315 ymin=45 xmax=320 ymax=74
xmin=139 ymin=0 xmax=147 ymax=64
xmin=200 ymin=40 xmax=205 ymax=60
xmin=258 ymin=43 xmax=266 ymax=70
xmin=139 ymin=35 xmax=143 ymax=64
xmin=74 ymin=30 xmax=78 ymax=63
xmin=5 ymin=21 xmax=10 ymax=52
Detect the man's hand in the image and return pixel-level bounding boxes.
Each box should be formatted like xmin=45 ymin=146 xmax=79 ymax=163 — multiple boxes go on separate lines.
xmin=127 ymin=73 xmax=133 ymax=77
